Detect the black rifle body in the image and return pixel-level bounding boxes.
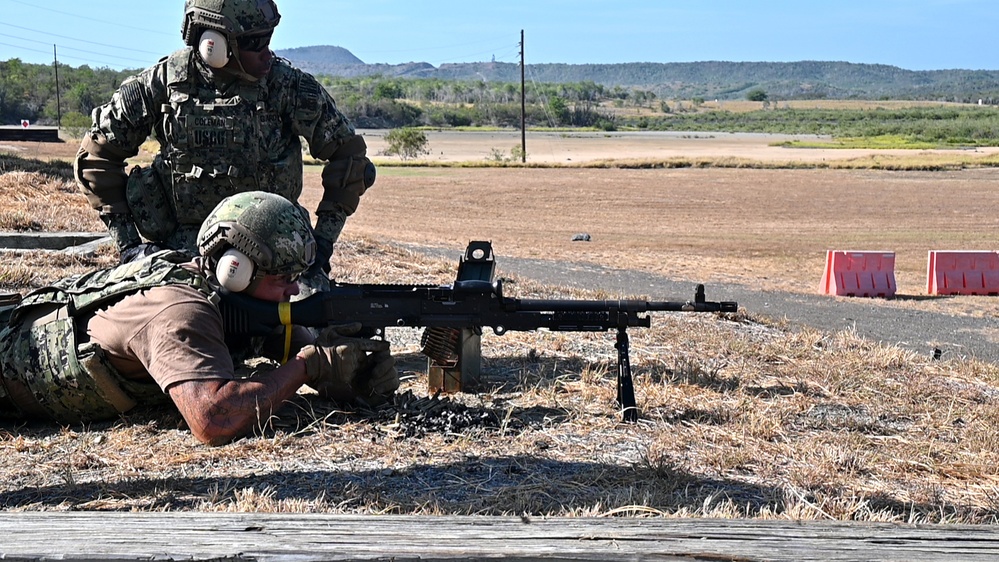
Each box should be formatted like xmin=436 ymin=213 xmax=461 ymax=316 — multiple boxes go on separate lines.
xmin=222 ymin=279 xmax=736 ymax=421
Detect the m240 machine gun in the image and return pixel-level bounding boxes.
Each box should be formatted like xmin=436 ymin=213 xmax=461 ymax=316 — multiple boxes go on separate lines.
xmin=221 ymin=241 xmax=737 ymax=421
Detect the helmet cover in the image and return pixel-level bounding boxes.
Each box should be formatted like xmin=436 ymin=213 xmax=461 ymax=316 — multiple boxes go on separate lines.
xmin=197 ymin=191 xmax=316 ymax=276
xmin=182 ymin=0 xmax=280 ymax=47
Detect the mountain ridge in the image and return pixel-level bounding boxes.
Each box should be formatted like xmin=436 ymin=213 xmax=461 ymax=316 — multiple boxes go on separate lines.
xmin=274 ymin=45 xmax=999 ymax=101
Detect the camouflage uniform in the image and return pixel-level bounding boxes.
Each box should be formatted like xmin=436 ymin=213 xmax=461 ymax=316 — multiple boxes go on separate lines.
xmin=76 ymin=0 xmax=378 ymax=297
xmin=76 ymin=0 xmax=375 ymax=292
xmin=0 ymin=251 xmax=213 ymax=422
xmin=86 ymin=49 xmax=356 ymax=261
xmin=0 ymin=190 xmax=323 ymax=423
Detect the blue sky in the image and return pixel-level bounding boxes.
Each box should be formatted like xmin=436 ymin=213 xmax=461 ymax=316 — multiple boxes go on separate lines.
xmin=1 ymin=0 xmax=997 ymax=71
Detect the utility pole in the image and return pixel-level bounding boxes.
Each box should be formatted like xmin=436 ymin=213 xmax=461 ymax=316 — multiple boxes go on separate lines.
xmin=53 ymin=45 xmax=62 ymax=130
xmin=519 ymin=29 xmax=526 ymax=163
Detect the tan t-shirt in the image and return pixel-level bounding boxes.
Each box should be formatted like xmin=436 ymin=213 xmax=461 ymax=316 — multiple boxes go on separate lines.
xmin=87 ymin=284 xmax=234 ymax=391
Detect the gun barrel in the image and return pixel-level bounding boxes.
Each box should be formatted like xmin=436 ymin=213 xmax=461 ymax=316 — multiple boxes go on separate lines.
xmin=512 ymin=298 xmax=737 ymax=314
xmin=219 ymin=282 xmax=738 ymax=338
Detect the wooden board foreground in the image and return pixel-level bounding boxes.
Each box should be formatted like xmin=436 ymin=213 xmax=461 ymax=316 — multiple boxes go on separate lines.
xmin=0 ymin=513 xmax=997 ymax=561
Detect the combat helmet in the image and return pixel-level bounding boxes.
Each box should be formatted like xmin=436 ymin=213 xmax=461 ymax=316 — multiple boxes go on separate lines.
xmin=197 ymin=191 xmax=316 ymax=290
xmin=181 ymin=0 xmax=281 ymax=49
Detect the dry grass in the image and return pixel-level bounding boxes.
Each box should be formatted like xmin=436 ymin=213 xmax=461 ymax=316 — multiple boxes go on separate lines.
xmin=580 ymin=151 xmax=999 ymax=171
xmin=692 ymin=99 xmax=975 ymax=113
xmin=2 ymin=236 xmax=998 ymax=522
xmin=2 ymin=144 xmax=999 ymax=523
xmin=0 ymin=156 xmax=102 ymax=233
xmin=0 ymin=154 xmax=112 ymax=289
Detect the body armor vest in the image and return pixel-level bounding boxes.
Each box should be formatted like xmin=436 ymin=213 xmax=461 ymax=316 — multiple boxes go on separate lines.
xmin=151 ymin=49 xmax=303 ymax=227
xmin=0 ymin=251 xmax=215 ymax=423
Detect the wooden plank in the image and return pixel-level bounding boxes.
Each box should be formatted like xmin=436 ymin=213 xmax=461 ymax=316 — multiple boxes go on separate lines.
xmin=1 ymin=513 xmax=998 ymax=561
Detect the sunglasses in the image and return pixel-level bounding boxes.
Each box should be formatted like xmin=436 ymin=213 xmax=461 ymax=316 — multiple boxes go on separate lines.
xmin=255 ymin=271 xmax=302 ymax=285
xmin=237 ymin=32 xmax=272 ymax=53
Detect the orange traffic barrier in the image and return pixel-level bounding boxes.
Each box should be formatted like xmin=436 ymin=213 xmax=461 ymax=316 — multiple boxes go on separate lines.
xmin=926 ymin=250 xmax=999 ymax=295
xmin=819 ymin=250 xmax=896 ymax=298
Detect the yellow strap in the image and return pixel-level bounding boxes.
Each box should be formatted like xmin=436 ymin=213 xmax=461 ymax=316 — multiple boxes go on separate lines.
xmin=279 ymin=302 xmax=292 ymax=364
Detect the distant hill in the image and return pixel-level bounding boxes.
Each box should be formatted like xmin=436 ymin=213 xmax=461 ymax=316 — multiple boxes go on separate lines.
xmin=275 ymin=45 xmax=999 ymax=101
xmin=277 ymin=45 xmax=364 ymax=65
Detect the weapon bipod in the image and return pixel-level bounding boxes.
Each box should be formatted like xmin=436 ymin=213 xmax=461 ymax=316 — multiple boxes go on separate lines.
xmin=615 ymin=327 xmax=640 ymax=423
xmin=423 ymin=241 xmax=642 ymax=423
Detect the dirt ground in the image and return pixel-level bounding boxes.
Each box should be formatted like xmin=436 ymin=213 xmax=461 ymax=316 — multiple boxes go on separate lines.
xmin=6 ymin=133 xmax=999 ymax=524
xmin=299 ymin=166 xmax=999 ymax=318
xmin=360 ymin=128 xmax=999 ymax=164
xmin=4 ymin=131 xmax=998 ymax=307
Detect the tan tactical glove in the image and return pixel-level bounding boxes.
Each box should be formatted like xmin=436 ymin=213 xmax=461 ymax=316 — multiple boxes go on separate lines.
xmin=351 ymin=348 xmax=399 ymax=405
xmin=318 ymin=136 xmax=376 ymax=216
xmin=298 ymin=323 xmax=399 ymax=405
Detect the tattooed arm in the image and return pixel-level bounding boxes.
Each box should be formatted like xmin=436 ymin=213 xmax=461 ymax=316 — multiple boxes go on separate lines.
xmin=166 ymin=358 xmax=310 ymax=446
xmin=100 ymin=285 xmax=313 ymax=446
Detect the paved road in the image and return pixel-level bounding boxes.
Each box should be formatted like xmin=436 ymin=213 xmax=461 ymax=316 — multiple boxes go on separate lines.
xmin=404 ymin=244 xmax=998 ymax=364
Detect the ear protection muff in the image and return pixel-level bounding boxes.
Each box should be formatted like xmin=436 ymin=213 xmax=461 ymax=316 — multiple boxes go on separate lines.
xmin=198 ymin=29 xmax=230 ymax=69
xmin=215 ymin=248 xmax=255 ymax=292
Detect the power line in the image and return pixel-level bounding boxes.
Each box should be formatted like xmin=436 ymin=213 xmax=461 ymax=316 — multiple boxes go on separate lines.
xmin=5 ymin=0 xmax=173 ymax=38
xmin=0 ymin=21 xmax=162 ymax=57
xmin=0 ymin=39 xmax=49 ymax=57
xmin=489 ymin=45 xmax=522 ymax=64
xmin=524 ymin=65 xmax=571 ymax=161
xmin=360 ymin=33 xmax=516 ymax=57
xmin=0 ymin=32 xmax=152 ymax=65
xmin=425 ymin=47 xmax=515 ymax=67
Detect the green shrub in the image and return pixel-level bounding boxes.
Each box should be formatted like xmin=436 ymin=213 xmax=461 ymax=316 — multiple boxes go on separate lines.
xmin=384 ymin=128 xmax=430 ymax=160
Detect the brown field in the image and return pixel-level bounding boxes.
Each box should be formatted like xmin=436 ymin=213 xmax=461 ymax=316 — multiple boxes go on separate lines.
xmin=338 ymin=131 xmax=999 ymax=318
xmin=2 ymin=133 xmax=999 ymax=523
xmin=10 ymin=131 xmax=999 ymax=309
xmin=315 ymin=165 xmax=999 ymax=298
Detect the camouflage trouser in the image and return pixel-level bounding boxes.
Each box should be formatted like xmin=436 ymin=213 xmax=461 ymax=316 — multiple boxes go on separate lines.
xmin=0 ymin=307 xmax=166 ymax=422
xmin=161 ymin=224 xmax=202 ymax=257
xmin=103 ymin=213 xmax=143 ymax=253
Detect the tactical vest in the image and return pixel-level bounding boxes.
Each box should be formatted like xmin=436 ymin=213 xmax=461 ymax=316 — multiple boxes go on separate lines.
xmin=0 ymin=251 xmax=216 ymax=423
xmin=147 ymin=49 xmax=303 ymax=229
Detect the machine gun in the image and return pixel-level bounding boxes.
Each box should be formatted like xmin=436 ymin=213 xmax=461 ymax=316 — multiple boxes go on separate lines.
xmin=220 ymin=242 xmax=737 ymax=421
